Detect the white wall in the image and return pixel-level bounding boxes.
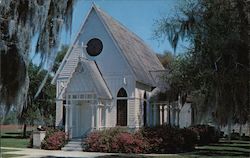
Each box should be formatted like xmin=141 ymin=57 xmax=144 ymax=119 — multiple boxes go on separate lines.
xmin=55 ymin=79 xmax=67 ymax=127
xmin=179 ymin=103 xmax=193 ymax=128
xmin=78 ymin=9 xmax=133 ymax=79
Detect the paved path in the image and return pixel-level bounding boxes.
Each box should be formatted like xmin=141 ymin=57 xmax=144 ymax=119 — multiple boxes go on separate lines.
xmin=1 ymin=147 xmax=112 ymax=158
xmin=1 ymin=147 xmax=179 ymax=158
xmin=62 ymin=139 xmax=83 ymax=151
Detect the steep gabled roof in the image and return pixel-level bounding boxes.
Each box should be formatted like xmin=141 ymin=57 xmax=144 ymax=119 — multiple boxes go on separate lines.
xmin=93 ymin=5 xmax=165 ymax=87
xmin=52 ymin=4 xmax=165 ymax=87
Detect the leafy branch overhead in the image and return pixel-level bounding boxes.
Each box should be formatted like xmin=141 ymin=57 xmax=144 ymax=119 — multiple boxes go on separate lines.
xmin=0 ymin=0 xmax=75 ymax=113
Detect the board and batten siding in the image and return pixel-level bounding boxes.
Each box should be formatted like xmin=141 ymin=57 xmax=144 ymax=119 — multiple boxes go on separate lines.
xmin=78 ymin=7 xmax=133 ymax=79
xmin=104 ymin=75 xmax=136 ymax=127
xmin=55 ymin=79 xmax=67 ymax=126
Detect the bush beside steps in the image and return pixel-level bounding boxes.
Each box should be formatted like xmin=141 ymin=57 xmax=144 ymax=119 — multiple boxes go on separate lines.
xmin=40 ymin=128 xmax=67 ymax=150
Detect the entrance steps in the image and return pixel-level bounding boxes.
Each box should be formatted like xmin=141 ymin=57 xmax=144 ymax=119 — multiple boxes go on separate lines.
xmin=61 ymin=138 xmax=83 ymax=151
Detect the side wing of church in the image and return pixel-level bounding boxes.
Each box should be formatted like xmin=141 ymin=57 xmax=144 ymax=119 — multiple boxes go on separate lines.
xmin=52 ymin=5 xmax=192 ymax=139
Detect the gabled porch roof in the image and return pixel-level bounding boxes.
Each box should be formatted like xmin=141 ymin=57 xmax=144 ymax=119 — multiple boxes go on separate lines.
xmin=57 ymin=58 xmax=112 ymax=100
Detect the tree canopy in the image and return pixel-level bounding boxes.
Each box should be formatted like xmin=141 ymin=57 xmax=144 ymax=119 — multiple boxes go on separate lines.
xmin=154 ymin=0 xmax=249 ymax=126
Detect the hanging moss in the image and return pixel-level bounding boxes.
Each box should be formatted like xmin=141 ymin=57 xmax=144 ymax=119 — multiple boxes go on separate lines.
xmin=0 ymin=0 xmax=75 ymax=114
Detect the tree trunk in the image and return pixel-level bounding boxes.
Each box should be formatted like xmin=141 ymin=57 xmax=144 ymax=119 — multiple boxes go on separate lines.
xmin=227 ymin=116 xmax=232 ymax=141
xmin=23 ymin=124 xmax=27 ymax=138
xmin=246 ymin=0 xmax=250 ymax=138
xmin=239 ymin=123 xmax=242 ymax=140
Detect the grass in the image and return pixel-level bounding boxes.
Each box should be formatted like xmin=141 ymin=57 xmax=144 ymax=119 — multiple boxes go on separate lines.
xmin=0 ymin=124 xmax=33 ymax=148
xmin=0 ymin=138 xmax=30 ymax=148
xmin=95 ymin=140 xmax=250 ymax=158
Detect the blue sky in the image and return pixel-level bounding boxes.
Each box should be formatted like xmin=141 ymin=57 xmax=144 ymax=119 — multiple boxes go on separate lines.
xmin=61 ymin=0 xmax=187 ymax=54
xmin=32 ymin=0 xmax=188 ymax=65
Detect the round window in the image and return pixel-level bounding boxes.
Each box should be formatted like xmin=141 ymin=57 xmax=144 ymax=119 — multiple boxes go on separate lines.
xmin=86 ymin=38 xmax=103 ymax=56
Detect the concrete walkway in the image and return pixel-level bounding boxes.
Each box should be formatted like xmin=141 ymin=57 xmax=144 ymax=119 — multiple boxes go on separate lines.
xmin=62 ymin=139 xmax=83 ymax=151
xmin=1 ymin=147 xmax=112 ymax=158
xmin=1 ymin=147 xmax=179 ymax=158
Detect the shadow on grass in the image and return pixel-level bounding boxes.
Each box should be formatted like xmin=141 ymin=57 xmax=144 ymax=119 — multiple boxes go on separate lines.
xmin=209 ymin=144 xmax=250 ymax=150
xmin=96 ymin=155 xmax=146 ymax=158
xmin=187 ymin=148 xmax=250 ymax=157
xmin=1 ymin=131 xmax=32 ymax=139
xmin=39 ymin=157 xmax=75 ymax=158
xmin=218 ymin=140 xmax=250 ymax=145
xmin=1 ymin=135 xmax=25 ymax=139
xmin=40 ymin=156 xmax=145 ymax=158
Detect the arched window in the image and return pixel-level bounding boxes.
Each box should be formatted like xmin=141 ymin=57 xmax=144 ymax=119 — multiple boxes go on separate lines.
xmin=117 ymin=88 xmax=127 ymax=97
xmin=117 ymin=88 xmax=127 ymax=126
xmin=143 ymin=92 xmax=147 ymax=126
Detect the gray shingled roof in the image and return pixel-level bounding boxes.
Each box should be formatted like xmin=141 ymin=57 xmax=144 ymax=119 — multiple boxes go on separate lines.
xmin=94 ymin=6 xmax=165 ymax=87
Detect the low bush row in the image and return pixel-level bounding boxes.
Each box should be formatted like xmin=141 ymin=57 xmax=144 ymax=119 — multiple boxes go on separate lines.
xmin=84 ymin=126 xmax=198 ymax=154
xmin=188 ymin=124 xmax=220 ymax=145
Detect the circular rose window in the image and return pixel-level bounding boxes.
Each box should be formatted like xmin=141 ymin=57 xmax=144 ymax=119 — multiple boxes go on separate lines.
xmin=86 ymin=38 xmax=103 ymax=56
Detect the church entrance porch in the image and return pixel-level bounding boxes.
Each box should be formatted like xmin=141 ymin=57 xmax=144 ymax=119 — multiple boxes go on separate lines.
xmin=64 ymin=93 xmax=106 ymax=139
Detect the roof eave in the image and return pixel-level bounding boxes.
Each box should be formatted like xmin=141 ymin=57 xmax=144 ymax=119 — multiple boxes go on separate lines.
xmin=51 ymin=6 xmax=95 ymax=85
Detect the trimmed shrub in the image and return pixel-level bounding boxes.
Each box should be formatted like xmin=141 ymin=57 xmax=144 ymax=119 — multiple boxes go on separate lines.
xmin=41 ymin=128 xmax=67 ymax=150
xmin=84 ymin=126 xmax=197 ymax=154
xmin=111 ymin=132 xmax=149 ymax=153
xmin=85 ymin=128 xmax=148 ymax=153
xmin=189 ymin=124 xmax=220 ymax=145
xmin=231 ymin=132 xmax=241 ymax=140
xmin=140 ymin=126 xmax=197 ymax=153
xmin=180 ymin=128 xmax=198 ymax=151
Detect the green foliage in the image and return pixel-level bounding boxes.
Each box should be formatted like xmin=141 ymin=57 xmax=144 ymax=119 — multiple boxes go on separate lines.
xmin=52 ymin=45 xmax=69 ymax=73
xmin=18 ymin=63 xmax=56 ymax=126
xmin=154 ymin=0 xmax=249 ymax=126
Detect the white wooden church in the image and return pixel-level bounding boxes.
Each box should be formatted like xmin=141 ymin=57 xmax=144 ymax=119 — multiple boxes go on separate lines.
xmin=52 ymin=5 xmax=194 ymax=139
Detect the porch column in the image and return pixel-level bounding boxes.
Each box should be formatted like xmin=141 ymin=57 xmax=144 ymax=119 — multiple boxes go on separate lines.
xmin=167 ymin=105 xmax=171 ymax=125
xmin=69 ymin=104 xmax=73 ymax=139
xmin=153 ymin=104 xmax=157 ymax=126
xmin=159 ymin=105 xmax=163 ymax=125
xmin=176 ymin=109 xmax=180 ymax=126
xmin=151 ymin=104 xmax=155 ymax=126
xmin=91 ymin=105 xmax=95 ymax=130
xmin=170 ymin=105 xmax=173 ymax=125
xmin=64 ymin=104 xmax=69 ymax=134
xmin=146 ymin=101 xmax=150 ymax=126
xmin=96 ymin=105 xmax=100 ymax=130
xmin=105 ymin=106 xmax=109 ymax=127
xmin=164 ymin=105 xmax=168 ymax=124
xmin=171 ymin=108 xmax=176 ymax=126
xmin=103 ymin=106 xmax=106 ymax=128
xmin=161 ymin=105 xmax=165 ymax=125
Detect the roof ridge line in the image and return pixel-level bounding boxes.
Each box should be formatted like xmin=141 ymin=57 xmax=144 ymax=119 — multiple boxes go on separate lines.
xmin=95 ymin=6 xmax=159 ymax=56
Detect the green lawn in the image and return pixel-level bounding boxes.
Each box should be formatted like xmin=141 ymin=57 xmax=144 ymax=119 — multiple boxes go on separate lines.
xmin=96 ymin=140 xmax=250 ymax=158
xmin=0 ymin=125 xmax=32 ymax=148
xmin=0 ymin=138 xmax=30 ymax=148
